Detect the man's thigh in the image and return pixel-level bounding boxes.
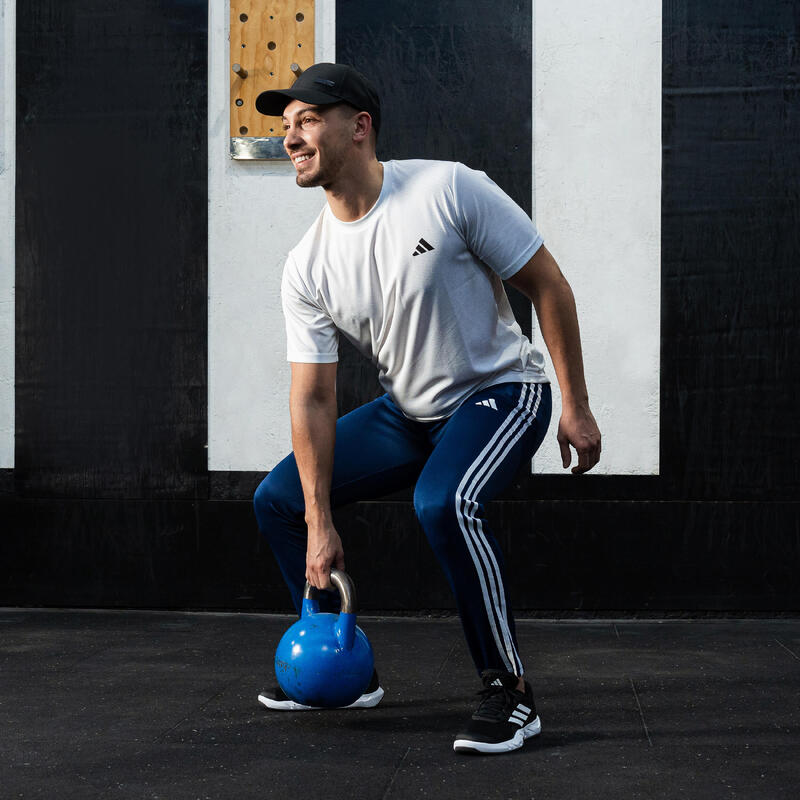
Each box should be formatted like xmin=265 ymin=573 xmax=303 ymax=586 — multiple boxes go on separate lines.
xmin=421 ymin=382 xmax=552 ymax=502
xmin=270 ymin=394 xmax=431 ymax=510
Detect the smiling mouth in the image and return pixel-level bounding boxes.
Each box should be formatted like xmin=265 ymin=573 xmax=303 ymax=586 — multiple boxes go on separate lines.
xmin=293 ymin=153 xmax=314 ymax=166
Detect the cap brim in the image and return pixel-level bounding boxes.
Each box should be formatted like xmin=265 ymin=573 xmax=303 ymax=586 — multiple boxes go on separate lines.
xmin=255 ymin=87 xmax=340 ymax=117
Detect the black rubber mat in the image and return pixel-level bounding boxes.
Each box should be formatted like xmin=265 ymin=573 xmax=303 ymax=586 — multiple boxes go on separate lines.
xmin=2 ymin=610 xmax=798 ymax=798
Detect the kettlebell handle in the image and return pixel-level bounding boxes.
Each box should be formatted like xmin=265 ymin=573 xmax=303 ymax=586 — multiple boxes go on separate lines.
xmin=303 ymin=568 xmax=358 ymax=614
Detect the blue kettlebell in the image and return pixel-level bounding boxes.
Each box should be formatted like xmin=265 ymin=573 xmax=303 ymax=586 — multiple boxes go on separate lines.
xmin=274 ymin=569 xmax=374 ymax=708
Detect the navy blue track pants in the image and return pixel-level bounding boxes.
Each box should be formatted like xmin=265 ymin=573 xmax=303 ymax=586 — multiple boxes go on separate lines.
xmin=253 ymin=381 xmax=551 ymax=677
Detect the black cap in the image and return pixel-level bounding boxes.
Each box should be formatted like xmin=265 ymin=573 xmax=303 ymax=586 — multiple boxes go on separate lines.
xmin=255 ymin=62 xmax=381 ymax=134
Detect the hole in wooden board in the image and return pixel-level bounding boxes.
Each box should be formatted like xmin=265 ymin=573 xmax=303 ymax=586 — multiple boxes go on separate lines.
xmin=240 ymin=13 xmax=248 ymax=22
xmin=268 ymin=41 xmax=277 ymax=50
xmin=239 ymin=126 xmax=248 ymax=135
xmin=296 ymin=12 xmax=304 ymax=21
xmin=235 ymin=99 xmax=243 ymax=107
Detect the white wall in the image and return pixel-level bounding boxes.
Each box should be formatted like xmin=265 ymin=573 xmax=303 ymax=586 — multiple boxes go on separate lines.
xmin=207 ymin=0 xmax=335 ymax=471
xmin=211 ymin=0 xmax=663 ymax=475
xmin=531 ymin=0 xmax=661 ymax=474
xmin=0 ymin=0 xmax=14 ymax=469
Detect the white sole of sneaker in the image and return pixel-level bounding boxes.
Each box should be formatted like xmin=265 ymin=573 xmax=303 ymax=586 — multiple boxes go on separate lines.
xmin=452 ymin=716 xmax=542 ymax=754
xmin=258 ymin=686 xmax=384 ymax=712
xmin=346 ymin=687 xmax=385 ymax=708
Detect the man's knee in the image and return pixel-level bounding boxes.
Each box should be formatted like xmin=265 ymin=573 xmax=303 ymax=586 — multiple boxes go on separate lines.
xmin=253 ymin=476 xmax=276 ymax=528
xmin=253 ymin=471 xmax=301 ymax=534
xmin=413 ymin=482 xmax=463 ymax=553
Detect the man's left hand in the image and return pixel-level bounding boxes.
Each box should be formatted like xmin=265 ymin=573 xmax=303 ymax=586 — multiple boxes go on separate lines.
xmin=557 ymin=404 xmax=601 ymax=474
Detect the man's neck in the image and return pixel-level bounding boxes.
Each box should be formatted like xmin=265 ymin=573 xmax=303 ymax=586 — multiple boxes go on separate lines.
xmin=325 ymin=159 xmax=384 ymax=222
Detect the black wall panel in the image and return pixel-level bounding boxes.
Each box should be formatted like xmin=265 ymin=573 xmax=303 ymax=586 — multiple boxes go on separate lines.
xmin=337 ymin=0 xmax=532 ymax=212
xmin=4 ymin=497 xmax=797 ymax=612
xmin=15 ymin=0 xmax=208 ymax=499
xmin=661 ymin=0 xmax=800 ymax=501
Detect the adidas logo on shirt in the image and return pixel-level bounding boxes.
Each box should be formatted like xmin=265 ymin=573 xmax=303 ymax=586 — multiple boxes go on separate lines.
xmin=412 ymin=237 xmax=435 ymax=256
xmin=476 ymin=399 xmax=498 ymax=410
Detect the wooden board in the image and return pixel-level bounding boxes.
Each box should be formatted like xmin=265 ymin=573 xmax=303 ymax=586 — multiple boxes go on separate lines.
xmin=230 ymin=0 xmax=315 ymax=138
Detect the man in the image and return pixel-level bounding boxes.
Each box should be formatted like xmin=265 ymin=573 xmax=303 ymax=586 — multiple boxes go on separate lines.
xmin=252 ymin=63 xmax=601 ymax=754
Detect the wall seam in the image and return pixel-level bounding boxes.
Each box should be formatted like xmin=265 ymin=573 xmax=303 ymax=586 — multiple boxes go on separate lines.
xmin=0 ymin=0 xmax=15 ymax=469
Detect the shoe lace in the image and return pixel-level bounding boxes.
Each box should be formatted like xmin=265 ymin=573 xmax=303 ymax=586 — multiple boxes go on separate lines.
xmin=474 ymin=685 xmax=515 ymax=720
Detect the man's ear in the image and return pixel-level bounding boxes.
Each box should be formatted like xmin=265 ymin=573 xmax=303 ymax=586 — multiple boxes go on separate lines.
xmin=352 ymin=111 xmax=373 ymax=143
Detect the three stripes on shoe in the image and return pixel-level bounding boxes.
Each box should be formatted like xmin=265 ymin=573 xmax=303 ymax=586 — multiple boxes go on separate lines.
xmin=508 ymin=702 xmax=532 ymax=727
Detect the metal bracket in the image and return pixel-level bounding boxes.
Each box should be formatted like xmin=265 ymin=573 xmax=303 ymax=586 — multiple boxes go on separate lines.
xmin=229 ymin=136 xmax=289 ymax=160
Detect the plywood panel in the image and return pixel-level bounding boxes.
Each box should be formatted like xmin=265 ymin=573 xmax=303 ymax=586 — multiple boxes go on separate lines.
xmin=230 ymin=0 xmax=315 ymax=138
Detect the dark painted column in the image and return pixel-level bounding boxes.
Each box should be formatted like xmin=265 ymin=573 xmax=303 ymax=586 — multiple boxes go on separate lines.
xmin=661 ymin=0 xmax=800 ymax=501
xmin=15 ymin=0 xmax=208 ymax=499
xmin=336 ymin=0 xmax=533 ymax=414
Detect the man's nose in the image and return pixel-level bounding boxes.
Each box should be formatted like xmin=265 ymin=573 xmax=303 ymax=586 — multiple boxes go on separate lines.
xmin=283 ymin=124 xmax=302 ymax=150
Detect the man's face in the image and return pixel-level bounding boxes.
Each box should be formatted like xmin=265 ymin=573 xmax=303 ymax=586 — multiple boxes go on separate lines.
xmin=282 ymin=100 xmax=355 ymax=188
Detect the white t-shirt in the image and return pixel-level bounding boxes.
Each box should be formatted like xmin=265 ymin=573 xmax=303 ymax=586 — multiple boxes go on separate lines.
xmin=281 ymin=159 xmax=549 ymax=421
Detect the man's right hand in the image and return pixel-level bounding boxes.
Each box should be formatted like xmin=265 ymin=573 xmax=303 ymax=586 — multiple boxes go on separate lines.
xmin=305 ymin=522 xmax=345 ymax=590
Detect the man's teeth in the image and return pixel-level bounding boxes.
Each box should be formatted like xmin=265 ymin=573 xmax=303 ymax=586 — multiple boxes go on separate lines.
xmin=295 ymin=154 xmax=312 ymax=164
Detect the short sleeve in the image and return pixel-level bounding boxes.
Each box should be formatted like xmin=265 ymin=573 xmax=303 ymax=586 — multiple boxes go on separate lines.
xmin=451 ymin=162 xmax=544 ymax=280
xmin=281 ymin=256 xmax=339 ymax=363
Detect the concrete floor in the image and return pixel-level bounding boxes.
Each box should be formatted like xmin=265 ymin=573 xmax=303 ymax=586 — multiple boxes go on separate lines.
xmin=1 ymin=609 xmax=798 ymax=799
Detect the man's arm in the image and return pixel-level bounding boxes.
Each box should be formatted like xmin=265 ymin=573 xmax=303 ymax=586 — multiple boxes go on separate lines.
xmin=506 ymin=244 xmax=601 ymax=474
xmin=289 ymin=361 xmax=344 ymax=588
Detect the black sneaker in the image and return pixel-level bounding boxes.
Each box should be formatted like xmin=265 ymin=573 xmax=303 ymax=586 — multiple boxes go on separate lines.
xmin=258 ymin=668 xmax=384 ymax=711
xmin=453 ymin=670 xmax=541 ymax=754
